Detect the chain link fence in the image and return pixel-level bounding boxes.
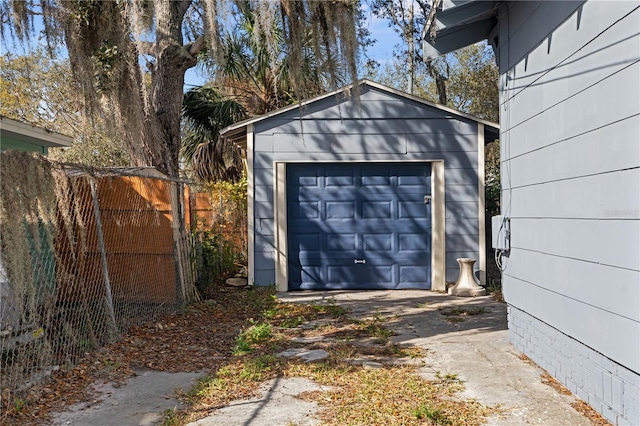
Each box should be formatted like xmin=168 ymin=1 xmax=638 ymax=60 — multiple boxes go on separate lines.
xmin=0 ymin=152 xmax=212 ymax=416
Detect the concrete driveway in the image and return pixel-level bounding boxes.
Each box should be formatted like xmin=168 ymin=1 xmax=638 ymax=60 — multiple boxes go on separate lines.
xmin=53 ymin=290 xmax=595 ymax=425
xmin=275 ymin=290 xmax=592 ymax=426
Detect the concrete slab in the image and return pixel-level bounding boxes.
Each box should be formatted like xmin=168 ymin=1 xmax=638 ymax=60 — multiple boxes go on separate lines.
xmin=52 ymin=290 xmax=595 ymax=426
xmin=279 ymin=290 xmax=591 ymax=426
xmin=51 ymin=369 xmax=201 ymax=426
xmin=188 ymin=377 xmax=328 ymax=426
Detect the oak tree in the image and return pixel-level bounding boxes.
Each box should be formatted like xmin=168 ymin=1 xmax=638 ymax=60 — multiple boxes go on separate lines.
xmin=1 ymin=0 xmax=361 ymax=178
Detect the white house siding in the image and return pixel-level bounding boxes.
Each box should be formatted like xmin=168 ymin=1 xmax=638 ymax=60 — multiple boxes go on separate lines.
xmin=498 ymin=1 xmax=640 ymax=423
xmin=249 ymin=85 xmax=488 ymax=287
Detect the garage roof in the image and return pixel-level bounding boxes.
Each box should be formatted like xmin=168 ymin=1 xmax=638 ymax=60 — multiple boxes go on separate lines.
xmin=219 ymin=79 xmax=499 ymax=148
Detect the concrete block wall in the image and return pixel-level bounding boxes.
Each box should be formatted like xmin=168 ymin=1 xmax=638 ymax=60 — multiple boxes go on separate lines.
xmin=508 ymin=305 xmax=640 ymax=425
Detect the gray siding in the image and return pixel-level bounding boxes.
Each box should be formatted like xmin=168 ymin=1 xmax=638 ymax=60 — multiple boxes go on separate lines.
xmin=498 ymin=2 xmax=640 ymax=423
xmin=251 ymin=86 xmax=483 ymax=285
xmin=509 ymin=305 xmax=640 ymax=425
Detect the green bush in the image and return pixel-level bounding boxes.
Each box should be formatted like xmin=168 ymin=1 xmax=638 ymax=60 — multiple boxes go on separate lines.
xmin=194 ymin=230 xmax=240 ymax=293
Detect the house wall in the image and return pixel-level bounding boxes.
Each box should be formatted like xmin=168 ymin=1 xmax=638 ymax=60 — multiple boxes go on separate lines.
xmin=497 ymin=2 xmax=640 ymax=424
xmin=0 ymin=137 xmax=48 ymax=154
xmin=250 ymin=86 xmax=484 ymax=287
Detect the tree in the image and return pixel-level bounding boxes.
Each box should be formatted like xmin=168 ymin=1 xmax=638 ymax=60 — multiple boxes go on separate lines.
xmin=445 ymin=43 xmax=499 ymax=122
xmin=182 ymin=1 xmax=348 ymax=182
xmin=0 ymin=50 xmax=71 ymax=131
xmin=1 ymin=1 xmax=361 ymax=179
xmin=214 ymin=0 xmax=334 ymax=116
xmin=371 ymin=0 xmax=450 ymax=103
xmin=0 ymin=50 xmax=130 ymax=166
xmin=181 ymin=86 xmax=247 ymax=182
xmin=367 ymin=41 xmax=498 ymax=122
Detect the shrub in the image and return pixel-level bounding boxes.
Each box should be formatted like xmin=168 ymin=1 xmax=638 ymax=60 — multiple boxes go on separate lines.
xmin=194 ymin=230 xmax=240 ymax=293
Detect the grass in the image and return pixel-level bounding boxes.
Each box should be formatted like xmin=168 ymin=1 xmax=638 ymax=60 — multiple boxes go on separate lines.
xmin=163 ymin=290 xmax=495 ymax=425
xmin=353 ymin=315 xmax=396 ymax=339
xmin=414 ymin=405 xmax=453 ymax=424
xmin=439 ymin=306 xmax=489 ymax=323
xmin=435 ymin=371 xmax=460 ymax=382
xmin=293 ymin=364 xmax=491 ymax=425
xmin=439 ymin=307 xmax=488 ymax=316
xmin=486 ymin=279 xmax=504 ymax=303
xmin=233 ymin=321 xmax=276 ymax=355
xmin=161 ymin=408 xmax=184 ymax=426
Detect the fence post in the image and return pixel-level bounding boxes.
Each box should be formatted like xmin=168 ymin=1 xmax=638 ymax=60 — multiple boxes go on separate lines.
xmin=89 ymin=178 xmax=117 ymax=337
xmin=170 ymin=182 xmax=187 ymax=305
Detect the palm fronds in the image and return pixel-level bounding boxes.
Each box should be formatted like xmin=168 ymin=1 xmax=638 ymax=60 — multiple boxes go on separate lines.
xmin=181 ymin=86 xmax=247 ymax=182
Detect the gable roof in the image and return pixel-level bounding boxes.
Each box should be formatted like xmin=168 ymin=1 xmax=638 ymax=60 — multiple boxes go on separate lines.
xmin=220 ymin=79 xmax=499 ymax=148
xmin=0 ymin=115 xmax=73 ymax=148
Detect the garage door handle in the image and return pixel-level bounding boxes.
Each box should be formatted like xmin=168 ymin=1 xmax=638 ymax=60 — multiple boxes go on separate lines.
xmin=354 ymin=259 xmax=366 ymax=264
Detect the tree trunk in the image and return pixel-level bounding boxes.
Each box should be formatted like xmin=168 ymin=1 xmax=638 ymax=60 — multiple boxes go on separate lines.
xmin=142 ymin=1 xmax=197 ymax=179
xmin=426 ymin=61 xmax=448 ymax=106
xmin=64 ymin=0 xmax=200 ymax=179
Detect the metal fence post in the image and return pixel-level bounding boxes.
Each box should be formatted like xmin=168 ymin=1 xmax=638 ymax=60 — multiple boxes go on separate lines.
xmin=89 ymin=178 xmax=117 ymax=337
xmin=170 ymin=182 xmax=187 ymax=305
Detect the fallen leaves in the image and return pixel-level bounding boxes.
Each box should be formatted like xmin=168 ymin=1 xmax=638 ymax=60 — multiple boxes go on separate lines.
xmin=570 ymin=400 xmax=612 ymax=426
xmin=540 ymin=372 xmax=572 ymax=396
xmin=2 ymin=286 xmax=276 ymax=425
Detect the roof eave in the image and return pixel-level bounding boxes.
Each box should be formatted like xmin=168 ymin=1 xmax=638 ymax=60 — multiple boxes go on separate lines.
xmin=422 ymin=0 xmax=499 ymax=60
xmin=0 ymin=116 xmax=73 ymax=147
xmin=220 ymin=79 xmax=498 ymax=147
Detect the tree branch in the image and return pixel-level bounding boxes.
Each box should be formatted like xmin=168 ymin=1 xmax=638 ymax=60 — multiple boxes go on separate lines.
xmin=175 ymin=0 xmax=193 ymax=19
xmin=138 ymin=41 xmax=157 ymax=57
xmin=186 ymin=36 xmax=205 ymax=57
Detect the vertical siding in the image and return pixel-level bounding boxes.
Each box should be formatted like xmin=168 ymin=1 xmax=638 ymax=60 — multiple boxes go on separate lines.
xmin=499 ymin=2 xmax=640 ymax=422
xmin=251 ymin=87 xmax=484 ymax=286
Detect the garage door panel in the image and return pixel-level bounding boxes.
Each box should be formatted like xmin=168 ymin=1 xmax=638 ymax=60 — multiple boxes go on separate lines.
xmin=290 ymin=201 xmax=320 ymax=219
xmin=289 ymin=170 xmax=319 ymax=187
xmin=398 ymin=175 xmax=429 ymax=186
xmin=400 ymin=266 xmax=429 ymax=283
xmin=362 ymin=175 xmax=391 ymax=186
xmin=326 ymin=201 xmax=356 ymax=219
xmin=327 ymin=265 xmax=394 ymax=286
xmin=325 ymin=168 xmax=356 ymax=187
xmin=289 ymin=233 xmax=321 ymax=251
xmin=326 ymin=234 xmax=358 ymax=251
xmin=289 ymin=265 xmax=323 ymax=285
xmin=287 ymin=162 xmax=431 ymax=290
xmin=327 ymin=266 xmax=358 ymax=283
xmin=399 ymin=202 xmax=430 ymax=218
xmin=363 ymin=201 xmax=392 ymax=219
xmin=398 ymin=234 xmax=430 ymax=251
xmin=363 ymin=234 xmax=393 ymax=251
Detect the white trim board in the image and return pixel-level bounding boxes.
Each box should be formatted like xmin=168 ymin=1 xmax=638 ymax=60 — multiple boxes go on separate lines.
xmin=478 ymin=123 xmax=486 ymax=286
xmin=246 ymin=124 xmax=255 ymax=287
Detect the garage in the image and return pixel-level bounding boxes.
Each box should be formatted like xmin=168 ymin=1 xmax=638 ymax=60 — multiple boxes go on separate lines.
xmin=287 ymin=162 xmax=432 ymax=290
xmin=219 ymin=80 xmax=498 ymax=292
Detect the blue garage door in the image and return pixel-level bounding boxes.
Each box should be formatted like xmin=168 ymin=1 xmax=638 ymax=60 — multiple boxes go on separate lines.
xmin=287 ymin=163 xmax=432 ymax=290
